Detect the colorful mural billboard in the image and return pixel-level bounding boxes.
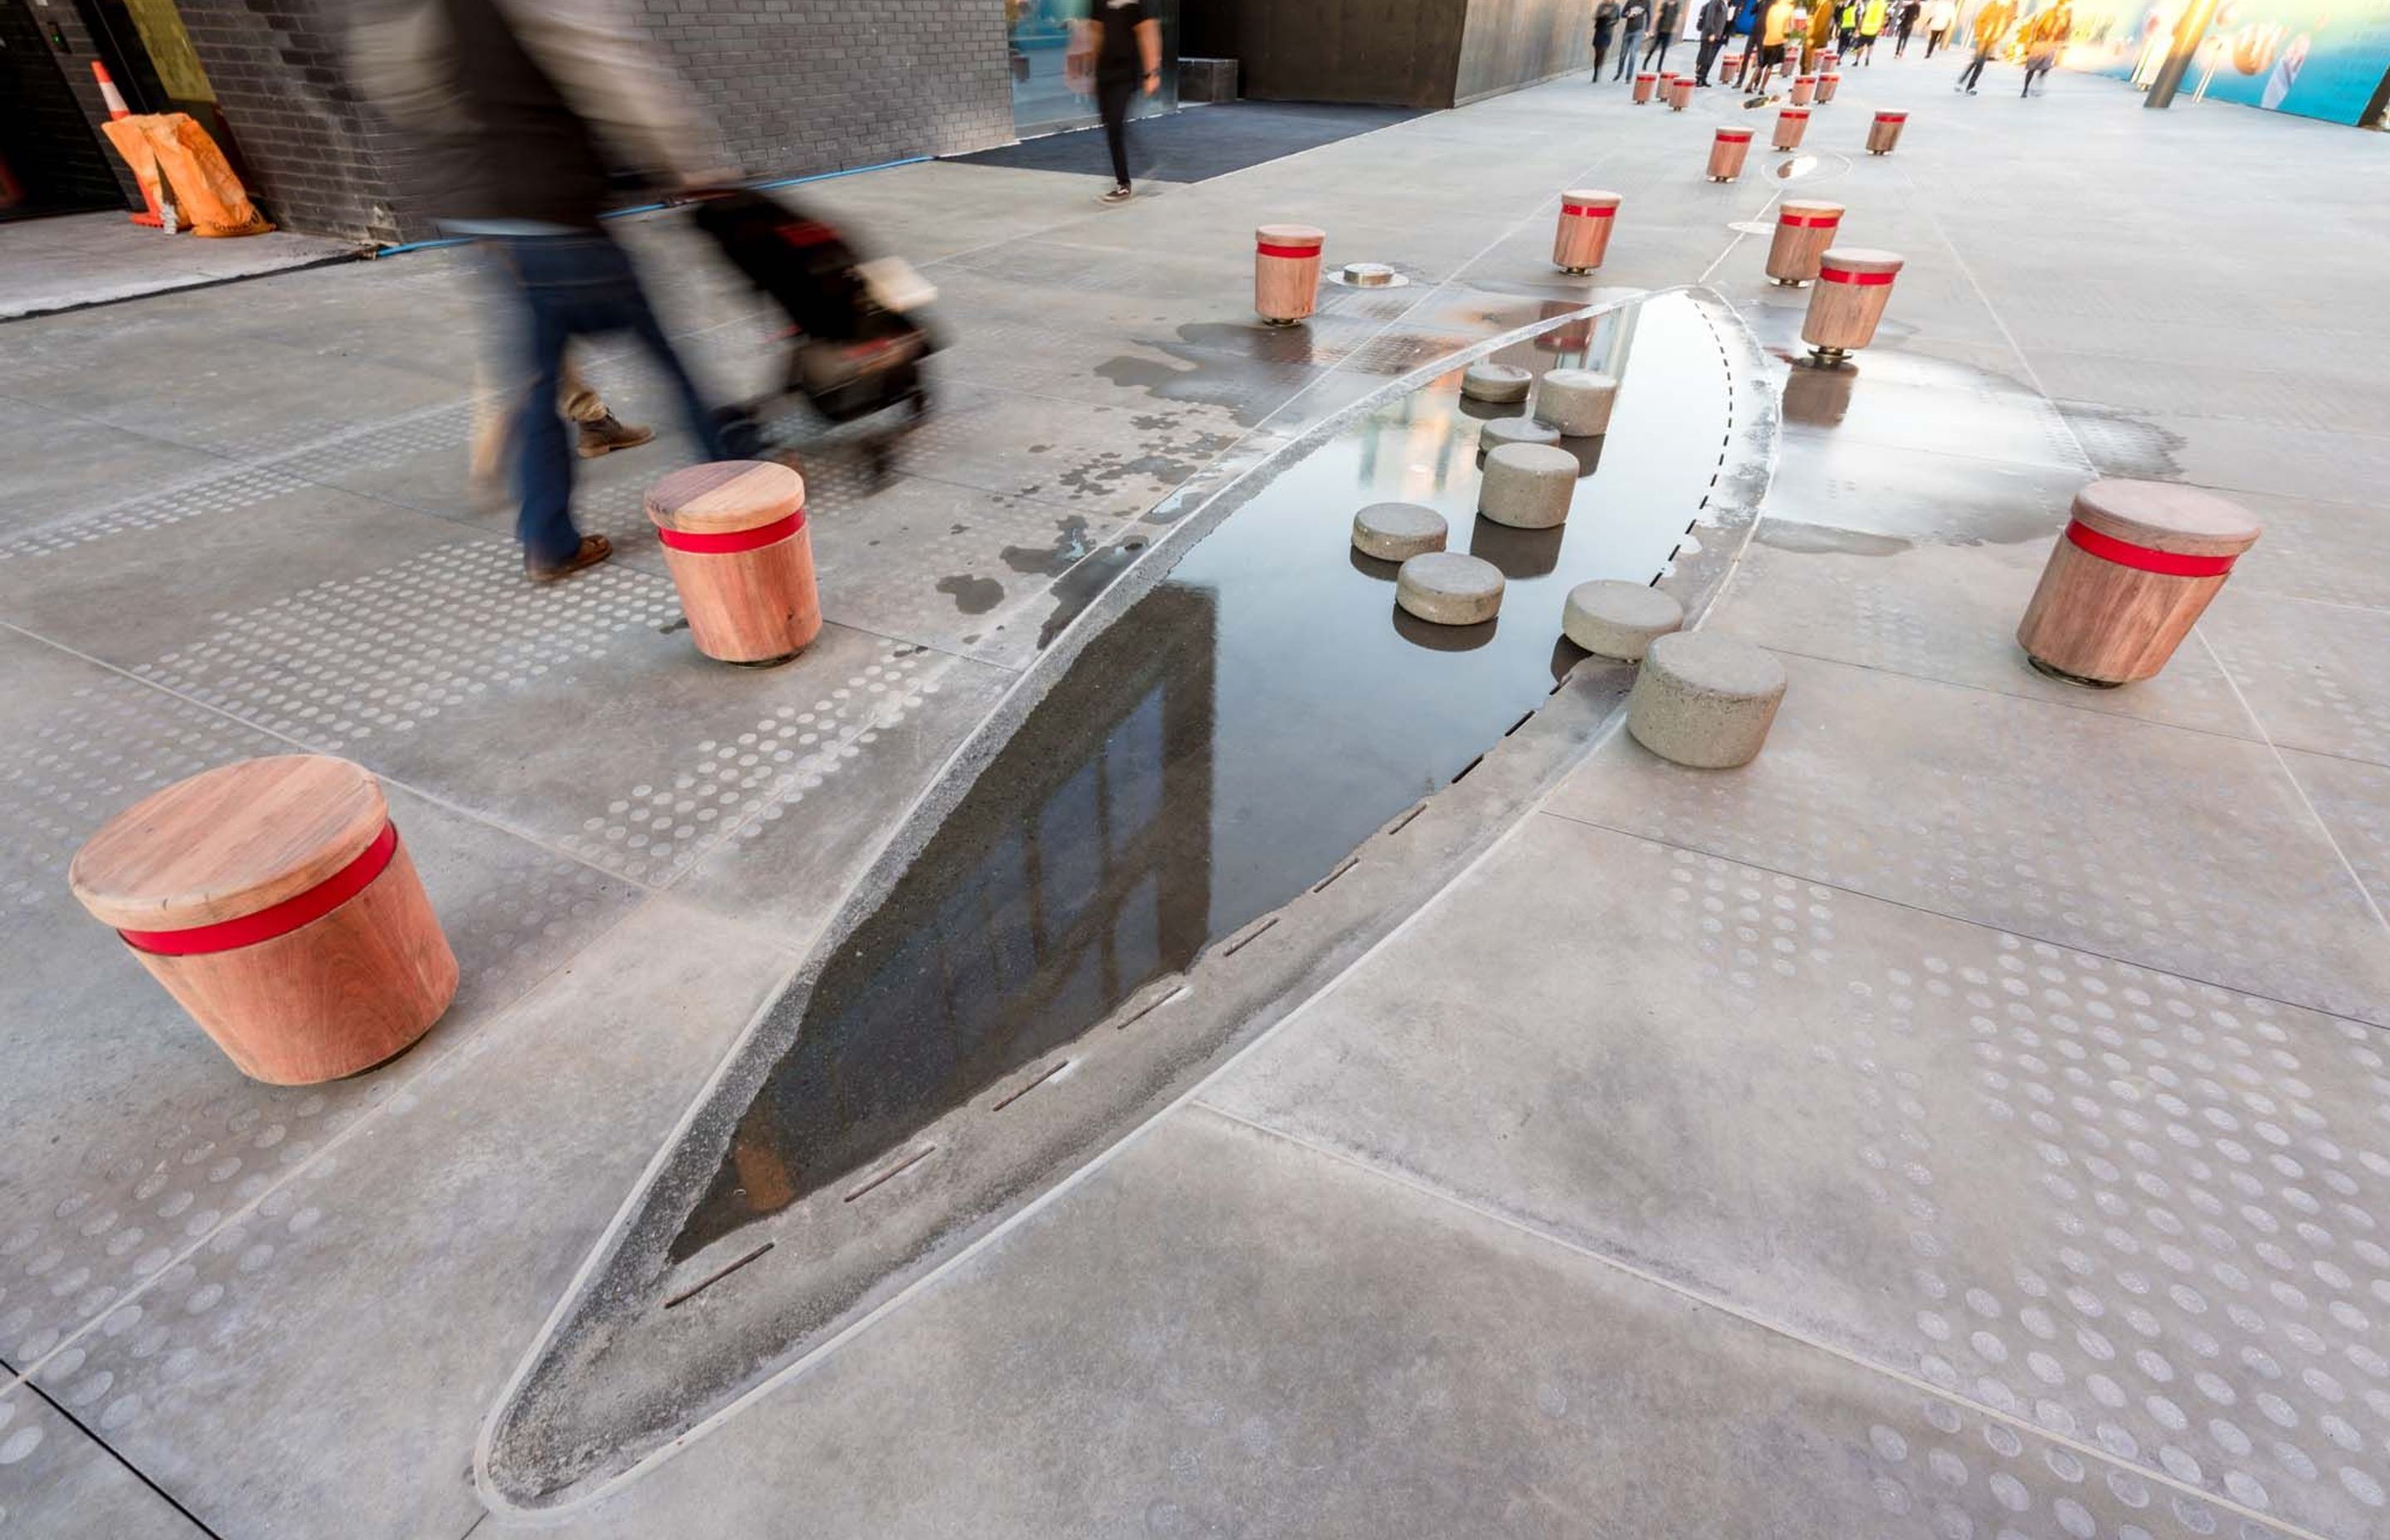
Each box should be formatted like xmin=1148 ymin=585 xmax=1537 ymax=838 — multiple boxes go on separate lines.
xmin=2077 ymin=0 xmax=2390 ymax=124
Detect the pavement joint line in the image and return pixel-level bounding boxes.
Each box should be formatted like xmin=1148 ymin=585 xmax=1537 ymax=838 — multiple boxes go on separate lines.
xmin=1893 ymin=152 xmax=2097 ymax=475
xmin=2195 ymin=629 xmax=2390 ymax=938
xmin=0 ymin=1367 xmax=228 ymax=1538
xmin=0 ymin=616 xmax=653 ymax=898
xmin=0 ymin=879 xmax=670 ymax=1411
xmin=1183 ymin=1100 xmax=2321 ymax=1540
xmin=1531 ymin=801 xmax=2389 ymax=1034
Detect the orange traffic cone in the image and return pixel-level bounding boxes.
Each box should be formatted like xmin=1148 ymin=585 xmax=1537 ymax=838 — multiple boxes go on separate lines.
xmin=92 ymin=62 xmax=167 ymax=229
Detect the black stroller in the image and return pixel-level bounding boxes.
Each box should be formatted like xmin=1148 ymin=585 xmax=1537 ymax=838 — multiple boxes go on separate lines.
xmin=690 ymin=188 xmax=936 ymax=478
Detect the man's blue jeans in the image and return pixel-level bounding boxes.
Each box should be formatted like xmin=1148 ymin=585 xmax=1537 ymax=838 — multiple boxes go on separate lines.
xmin=488 ymin=231 xmax=743 ymax=568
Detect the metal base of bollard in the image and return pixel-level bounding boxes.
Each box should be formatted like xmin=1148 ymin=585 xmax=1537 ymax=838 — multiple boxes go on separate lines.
xmin=2026 ymin=654 xmax=2124 ymax=690
xmin=1804 ymin=345 xmax=1851 ymax=367
xmin=1557 ymin=265 xmax=1594 ymax=275
xmin=1772 ymin=276 xmax=1810 ymax=287
xmin=1259 ymin=316 xmax=1304 ymax=328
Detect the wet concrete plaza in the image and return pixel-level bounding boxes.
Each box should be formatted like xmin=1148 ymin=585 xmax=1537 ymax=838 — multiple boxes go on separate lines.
xmin=4 ymin=56 xmax=2390 ymax=1540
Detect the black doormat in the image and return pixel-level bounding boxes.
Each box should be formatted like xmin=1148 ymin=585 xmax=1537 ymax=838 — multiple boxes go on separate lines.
xmin=945 ymin=100 xmax=1423 ymax=184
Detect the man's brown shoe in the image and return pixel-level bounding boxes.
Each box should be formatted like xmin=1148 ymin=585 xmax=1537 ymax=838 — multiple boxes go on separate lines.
xmin=576 ymin=413 xmax=656 ymax=458
xmin=526 ymin=534 xmax=612 ymax=583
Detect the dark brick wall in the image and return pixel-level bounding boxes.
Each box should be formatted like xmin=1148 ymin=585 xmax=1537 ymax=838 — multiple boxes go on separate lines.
xmin=630 ymin=0 xmax=1016 ymax=182
xmin=15 ymin=0 xmax=148 ymax=207
xmin=171 ymin=0 xmax=407 ymax=241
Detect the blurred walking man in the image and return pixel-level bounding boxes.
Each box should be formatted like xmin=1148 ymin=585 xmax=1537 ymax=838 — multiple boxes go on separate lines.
xmin=1076 ymin=0 xmax=1162 ymax=204
xmin=1957 ymin=0 xmax=2015 ymax=90
xmin=352 ymin=0 xmax=754 ymax=582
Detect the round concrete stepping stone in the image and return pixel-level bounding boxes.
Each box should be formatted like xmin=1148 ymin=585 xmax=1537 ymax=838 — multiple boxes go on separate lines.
xmin=1479 ymin=416 xmax=1562 ymax=454
xmin=1395 ymin=552 xmax=1505 ymax=626
xmin=1461 ymin=363 xmax=1532 ymax=404
xmin=1563 ymin=580 xmax=1684 ymax=660
xmin=1351 ymin=501 xmax=1448 ymax=562
xmin=1627 ymin=631 xmax=1788 ymax=769
xmin=1477 ymin=442 xmax=1578 ymax=530
xmin=1534 ymin=368 xmax=1620 ymax=436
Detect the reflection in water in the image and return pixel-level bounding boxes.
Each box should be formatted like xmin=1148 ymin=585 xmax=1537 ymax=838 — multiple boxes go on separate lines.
xmin=675 ymin=295 xmax=1731 ymax=1260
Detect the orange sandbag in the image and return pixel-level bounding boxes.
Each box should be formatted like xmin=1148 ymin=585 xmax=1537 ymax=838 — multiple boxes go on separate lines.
xmin=99 ymin=116 xmax=189 ymax=231
xmin=135 ymin=113 xmax=273 ymax=238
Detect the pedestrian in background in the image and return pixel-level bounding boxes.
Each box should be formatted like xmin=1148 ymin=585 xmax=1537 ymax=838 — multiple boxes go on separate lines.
xmin=467 ymin=358 xmax=650 ymax=512
xmin=1957 ymin=0 xmax=2015 ymax=90
xmin=1837 ymin=0 xmax=1861 ymax=53
xmin=2019 ymin=0 xmax=2071 ymax=92
xmin=1616 ymin=0 xmax=1651 ymax=78
xmin=1750 ymin=0 xmax=1795 ymax=95
xmin=1694 ymin=0 xmax=1734 ymax=83
xmin=1593 ymin=0 xmax=1622 ymax=81
xmin=1804 ymin=0 xmax=1836 ymax=74
xmin=1645 ymin=0 xmax=1684 ymax=70
xmin=1731 ymin=0 xmax=1763 ymax=85
xmin=1073 ymin=0 xmax=1161 ymax=205
xmin=1894 ymin=0 xmax=1922 ymax=54
xmin=1856 ymin=0 xmax=1888 ymax=59
xmin=1924 ymin=0 xmax=1955 ymax=52
xmin=351 ymin=0 xmax=755 ymax=582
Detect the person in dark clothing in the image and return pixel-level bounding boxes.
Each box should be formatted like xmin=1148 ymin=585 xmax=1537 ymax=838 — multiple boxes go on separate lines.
xmin=350 ymin=0 xmax=751 ymax=582
xmin=1894 ymin=0 xmax=1923 ymax=53
xmin=1730 ymin=0 xmax=1764 ymax=84
xmin=1644 ymin=0 xmax=1684 ymax=67
xmin=1615 ymin=0 xmax=1649 ymax=76
xmin=1074 ymin=0 xmax=1162 ymax=205
xmin=1593 ymin=0 xmax=1622 ymax=80
xmin=1694 ymin=0 xmax=1734 ymax=80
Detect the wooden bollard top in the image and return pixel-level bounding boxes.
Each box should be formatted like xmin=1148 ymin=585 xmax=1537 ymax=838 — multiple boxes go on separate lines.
xmin=71 ymin=756 xmax=388 ymax=932
xmin=1779 ymin=199 xmax=1844 ymax=226
xmin=1874 ymin=110 xmax=1909 ymax=122
xmin=1715 ymin=127 xmax=1754 ymax=141
xmin=1817 ymin=246 xmax=1903 ymax=281
xmin=646 ymin=461 xmax=807 ymax=536
xmin=1636 ymin=71 xmax=1658 ymax=81
xmin=1255 ymin=224 xmax=1324 ymax=253
xmin=1778 ymin=106 xmax=1811 ymax=120
xmin=1795 ymin=74 xmax=1817 ymax=83
xmin=2071 ymin=480 xmax=2262 ymax=560
xmin=1561 ymin=189 xmax=1622 ymax=215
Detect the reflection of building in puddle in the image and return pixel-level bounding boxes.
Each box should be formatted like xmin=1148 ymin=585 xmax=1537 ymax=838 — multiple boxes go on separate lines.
xmin=679 ymin=584 xmax=1218 ymax=1259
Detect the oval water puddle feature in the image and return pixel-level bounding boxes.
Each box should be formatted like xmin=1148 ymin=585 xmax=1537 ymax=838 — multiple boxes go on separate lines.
xmin=485 ymin=289 xmax=1775 ymax=1504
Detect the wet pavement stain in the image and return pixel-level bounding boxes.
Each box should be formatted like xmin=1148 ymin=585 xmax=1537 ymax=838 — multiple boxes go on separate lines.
xmin=1000 ymin=516 xmax=1094 ymax=575
xmin=934 ymin=573 xmax=1005 ymax=614
xmin=673 ymin=293 xmax=1735 ymax=1259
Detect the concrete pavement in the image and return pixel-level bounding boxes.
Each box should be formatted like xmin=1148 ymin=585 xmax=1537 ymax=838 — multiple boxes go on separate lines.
xmin=3 ymin=54 xmax=2388 ymax=1540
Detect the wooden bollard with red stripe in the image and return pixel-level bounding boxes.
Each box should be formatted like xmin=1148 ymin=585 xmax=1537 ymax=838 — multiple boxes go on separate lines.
xmin=1666 ymin=76 xmax=1694 ymax=109
xmin=1765 ymin=198 xmax=1843 ymax=285
xmin=1820 ymin=48 xmax=1839 ymax=70
xmin=69 ymin=756 xmax=457 ymax=1084
xmin=1552 ymin=189 xmax=1621 ymax=275
xmin=1866 ymin=110 xmax=1908 ymax=154
xmin=1790 ymin=73 xmax=1817 ymax=105
xmin=1632 ymin=71 xmax=1660 ymax=104
xmin=1707 ymin=128 xmax=1754 ymax=182
xmin=1773 ymin=105 xmax=1811 ymax=150
xmin=1252 ymin=222 xmax=1324 ymax=324
xmin=647 ymin=461 xmax=822 ymax=665
xmin=1800 ymin=246 xmax=1902 ymax=364
xmin=2017 ymin=480 xmax=2262 ymax=686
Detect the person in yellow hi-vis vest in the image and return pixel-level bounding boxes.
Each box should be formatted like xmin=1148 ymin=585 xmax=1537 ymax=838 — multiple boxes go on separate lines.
xmin=1856 ymin=0 xmax=1889 ymax=61
xmin=2018 ymin=0 xmax=2072 ymax=94
xmin=1957 ymin=0 xmax=2015 ymax=90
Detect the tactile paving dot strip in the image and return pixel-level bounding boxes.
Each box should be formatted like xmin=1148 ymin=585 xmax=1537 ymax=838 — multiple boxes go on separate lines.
xmin=129 ymin=539 xmax=682 ymax=751
xmin=1656 ymin=847 xmax=2390 ymax=1531
xmin=0 ymin=465 xmax=314 ymax=563
xmin=559 ymin=643 xmax=940 ymax=885
xmin=0 ymin=680 xmax=276 ymax=914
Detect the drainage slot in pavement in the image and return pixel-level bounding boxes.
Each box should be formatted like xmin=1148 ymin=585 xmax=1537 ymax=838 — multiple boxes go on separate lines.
xmin=1222 ymin=915 xmax=1280 ymax=958
xmin=842 ymin=1145 xmax=937 ymax=1203
xmin=662 ymin=1243 xmax=773 ymax=1309
xmin=990 ymin=1060 xmax=1071 ymax=1112
xmin=1312 ymin=856 xmax=1358 ymax=894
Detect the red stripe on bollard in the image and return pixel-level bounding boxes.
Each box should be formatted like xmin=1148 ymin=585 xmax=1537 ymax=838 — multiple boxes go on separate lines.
xmin=120 ymin=822 xmax=401 ymax=956
xmin=2064 ymin=519 xmax=2240 ymax=578
xmin=1560 ymin=203 xmax=1617 ymax=219
xmin=1780 ymin=213 xmax=1841 ymax=227
xmin=656 ymin=509 xmax=807 ymax=553
xmin=1817 ymin=266 xmax=1895 ymax=285
xmin=1255 ymin=241 xmax=1322 ymax=258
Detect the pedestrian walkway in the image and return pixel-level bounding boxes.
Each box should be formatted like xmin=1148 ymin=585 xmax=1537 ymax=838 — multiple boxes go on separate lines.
xmin=0 ymin=210 xmax=363 ymax=320
xmin=2 ymin=55 xmax=2387 ymax=1540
